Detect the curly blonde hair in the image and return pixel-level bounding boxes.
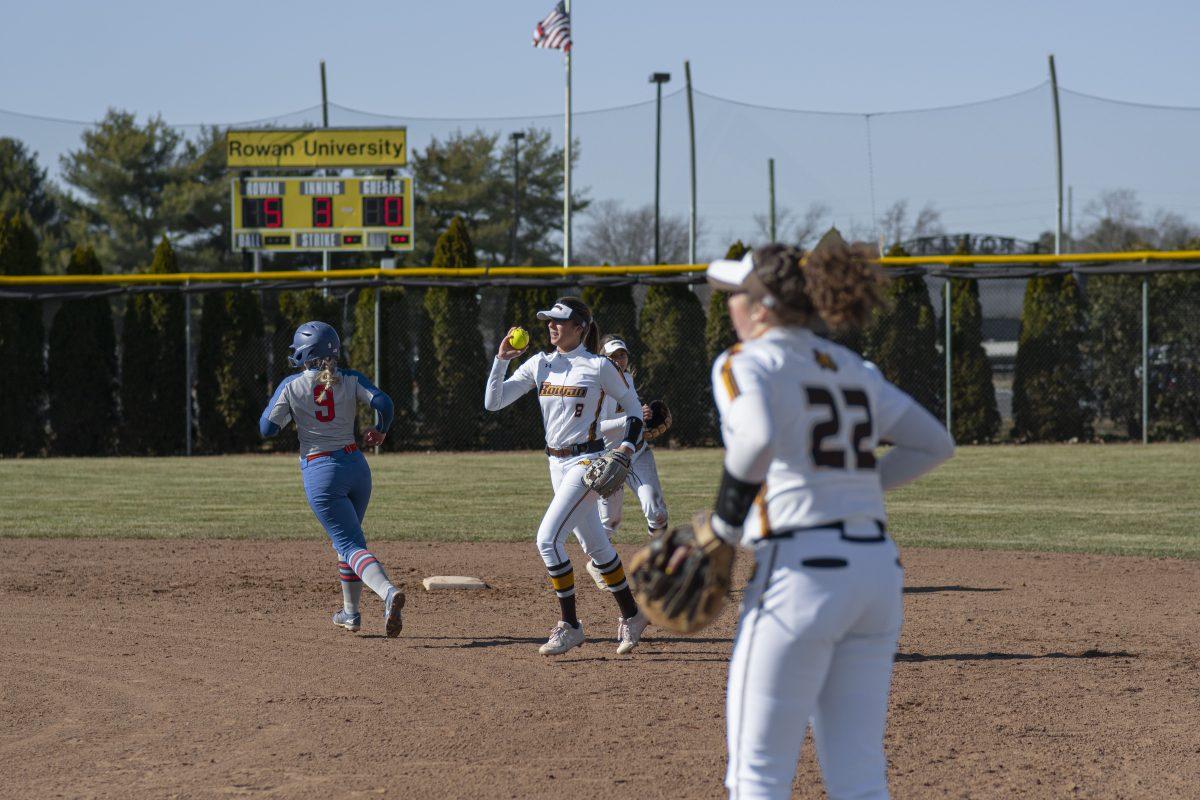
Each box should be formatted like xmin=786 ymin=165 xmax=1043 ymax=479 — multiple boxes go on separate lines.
xmin=749 ymin=236 xmax=887 ymax=330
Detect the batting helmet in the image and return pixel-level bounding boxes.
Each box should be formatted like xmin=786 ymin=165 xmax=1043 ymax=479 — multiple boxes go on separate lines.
xmin=288 ymin=321 xmax=341 ymax=367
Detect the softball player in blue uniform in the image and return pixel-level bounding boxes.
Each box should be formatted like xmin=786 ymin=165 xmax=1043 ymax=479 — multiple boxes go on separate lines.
xmin=259 ymin=321 xmax=405 ymax=638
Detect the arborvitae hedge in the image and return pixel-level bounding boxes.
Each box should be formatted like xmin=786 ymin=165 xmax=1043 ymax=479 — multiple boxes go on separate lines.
xmin=495 ymin=283 xmax=556 ymax=449
xmin=0 ymin=213 xmax=46 ymax=455
xmin=948 ymin=274 xmax=1000 ymax=443
xmin=1146 ymin=269 xmax=1200 ymax=440
xmin=348 ymin=287 xmax=412 ymax=448
xmin=866 ymin=245 xmax=943 ymax=418
xmin=1011 ymin=272 xmax=1091 ymax=441
xmin=121 ymin=236 xmax=186 ymax=454
xmin=705 ymin=241 xmax=745 ymax=364
xmin=1086 ymin=273 xmax=1142 ymax=438
xmin=424 ymin=217 xmax=487 ymax=449
xmin=638 ymin=284 xmax=711 ymax=444
xmin=48 ymin=246 xmax=116 ymax=455
xmin=195 ymin=290 xmax=265 ymax=453
xmin=581 ymin=284 xmax=641 ymax=358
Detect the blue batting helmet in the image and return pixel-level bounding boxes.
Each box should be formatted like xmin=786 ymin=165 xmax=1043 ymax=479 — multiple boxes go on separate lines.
xmin=288 ymin=321 xmax=341 ymax=367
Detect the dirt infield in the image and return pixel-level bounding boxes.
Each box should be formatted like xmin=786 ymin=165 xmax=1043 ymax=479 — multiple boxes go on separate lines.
xmin=1 ymin=540 xmax=1197 ymax=799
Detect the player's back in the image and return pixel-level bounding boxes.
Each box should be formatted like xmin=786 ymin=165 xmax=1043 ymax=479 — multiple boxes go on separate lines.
xmin=278 ymin=369 xmax=369 ymax=457
xmin=714 ymin=327 xmax=903 ymax=542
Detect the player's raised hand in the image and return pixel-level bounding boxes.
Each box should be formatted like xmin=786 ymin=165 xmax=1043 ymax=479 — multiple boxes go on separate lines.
xmin=363 ymin=429 xmax=386 ymax=447
xmin=497 ymin=326 xmax=528 ymax=360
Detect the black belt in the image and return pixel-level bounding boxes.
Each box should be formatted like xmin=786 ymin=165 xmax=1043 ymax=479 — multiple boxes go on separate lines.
xmin=766 ymin=520 xmax=887 ymax=543
xmin=545 ymin=439 xmax=605 ymax=458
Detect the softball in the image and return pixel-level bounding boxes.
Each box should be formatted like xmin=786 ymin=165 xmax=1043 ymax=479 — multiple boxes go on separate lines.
xmin=508 ymin=327 xmax=530 ymax=349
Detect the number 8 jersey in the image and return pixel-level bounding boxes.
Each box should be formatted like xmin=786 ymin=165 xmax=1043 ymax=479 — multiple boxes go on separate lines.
xmin=264 ymin=368 xmax=383 ymax=458
xmin=712 ymin=326 xmax=919 ymax=544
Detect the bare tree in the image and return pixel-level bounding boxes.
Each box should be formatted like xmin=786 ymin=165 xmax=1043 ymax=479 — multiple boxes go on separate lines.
xmin=576 ymin=199 xmax=691 ymax=265
xmin=877 ymin=200 xmax=944 ymax=247
xmin=1079 ymin=188 xmax=1199 ymax=251
xmin=753 ymin=202 xmax=831 ymax=248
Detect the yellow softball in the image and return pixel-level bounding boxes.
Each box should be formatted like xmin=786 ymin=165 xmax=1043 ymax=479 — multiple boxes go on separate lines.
xmin=508 ymin=327 xmax=530 ymax=349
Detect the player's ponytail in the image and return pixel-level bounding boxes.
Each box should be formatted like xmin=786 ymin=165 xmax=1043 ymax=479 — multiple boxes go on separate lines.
xmin=314 ymin=356 xmax=341 ymax=403
xmin=583 ymin=319 xmax=600 ymax=354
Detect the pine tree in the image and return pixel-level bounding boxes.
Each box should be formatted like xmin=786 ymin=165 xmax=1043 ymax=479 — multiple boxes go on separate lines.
xmin=1147 ymin=269 xmax=1200 ymax=440
xmin=947 ymin=272 xmax=1000 ymax=443
xmin=1086 ymin=273 xmax=1142 ymax=438
xmin=0 ymin=213 xmax=47 ymax=455
xmin=348 ymin=287 xmax=412 ymax=448
xmin=195 ymin=290 xmax=265 ymax=453
xmin=48 ymin=246 xmax=117 ymax=454
xmin=638 ymin=284 xmax=711 ymax=444
xmin=494 ymin=283 xmax=556 ymax=450
xmin=1011 ymin=272 xmax=1091 ymax=441
xmin=865 ymin=245 xmax=943 ymax=418
xmin=705 ymin=241 xmax=745 ymax=365
xmin=423 ymin=217 xmax=487 ymax=449
xmin=581 ymin=284 xmax=641 ymax=358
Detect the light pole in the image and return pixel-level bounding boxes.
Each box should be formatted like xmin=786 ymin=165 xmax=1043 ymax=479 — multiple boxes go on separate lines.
xmin=509 ymin=131 xmax=526 ymax=265
xmin=649 ymin=72 xmax=671 ymax=264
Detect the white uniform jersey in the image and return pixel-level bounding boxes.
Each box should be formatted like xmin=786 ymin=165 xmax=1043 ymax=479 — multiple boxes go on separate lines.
xmin=484 ymin=344 xmax=640 ymax=450
xmin=712 ymin=327 xmax=917 ymax=545
xmin=598 ymin=370 xmax=646 ymax=453
xmin=265 ymin=368 xmax=380 ymax=457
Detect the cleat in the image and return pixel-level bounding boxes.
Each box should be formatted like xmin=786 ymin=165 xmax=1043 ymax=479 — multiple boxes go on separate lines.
xmin=538 ymin=621 xmax=585 ymax=655
xmin=384 ymin=587 xmax=405 ymax=638
xmin=332 ymin=610 xmax=361 ymax=632
xmin=585 ymin=559 xmax=608 ymax=591
xmin=616 ymin=610 xmax=648 ymax=655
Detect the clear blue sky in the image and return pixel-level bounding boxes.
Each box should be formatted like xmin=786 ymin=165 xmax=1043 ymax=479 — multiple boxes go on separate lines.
xmin=3 ymin=0 xmax=1199 ymax=250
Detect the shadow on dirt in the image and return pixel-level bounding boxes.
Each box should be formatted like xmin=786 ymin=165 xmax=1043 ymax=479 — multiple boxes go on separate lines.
xmin=896 ymin=649 xmax=1136 ymax=662
xmin=903 ymin=585 xmax=1009 ymax=594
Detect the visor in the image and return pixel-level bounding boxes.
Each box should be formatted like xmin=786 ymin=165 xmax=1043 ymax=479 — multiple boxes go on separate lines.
xmin=602 ymin=339 xmax=628 ymax=356
xmin=705 ymin=251 xmax=755 ymax=292
xmin=536 ymin=302 xmax=577 ymax=322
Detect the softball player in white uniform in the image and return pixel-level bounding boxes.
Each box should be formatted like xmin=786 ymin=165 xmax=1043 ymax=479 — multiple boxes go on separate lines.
xmin=483 ymin=297 xmax=650 ymax=656
xmin=706 ymin=238 xmax=954 ymax=799
xmin=594 ymin=337 xmax=669 ymax=540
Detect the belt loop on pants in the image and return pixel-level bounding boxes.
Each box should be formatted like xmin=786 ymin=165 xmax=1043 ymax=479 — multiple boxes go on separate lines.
xmin=545 ymin=439 xmax=605 ymax=458
xmin=306 ymin=442 xmax=359 ymax=462
xmin=764 ymin=519 xmax=887 ymax=543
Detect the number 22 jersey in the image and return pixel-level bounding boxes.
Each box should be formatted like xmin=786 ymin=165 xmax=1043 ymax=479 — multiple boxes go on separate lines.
xmin=712 ymin=326 xmax=919 ymax=543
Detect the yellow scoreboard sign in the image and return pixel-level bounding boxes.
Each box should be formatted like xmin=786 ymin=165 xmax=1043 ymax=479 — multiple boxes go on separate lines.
xmin=226 ymin=128 xmax=406 ymax=169
xmin=230 ymin=176 xmax=414 ymax=252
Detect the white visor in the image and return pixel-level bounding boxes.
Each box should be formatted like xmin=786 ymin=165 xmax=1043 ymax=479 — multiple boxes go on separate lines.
xmin=602 ymin=339 xmax=628 ymax=356
xmin=706 ymin=251 xmax=755 ymax=292
xmin=536 ymin=302 xmax=576 ymax=322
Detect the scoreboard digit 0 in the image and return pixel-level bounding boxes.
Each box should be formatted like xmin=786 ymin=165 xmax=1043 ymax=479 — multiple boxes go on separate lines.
xmin=230 ymin=176 xmax=414 ymax=252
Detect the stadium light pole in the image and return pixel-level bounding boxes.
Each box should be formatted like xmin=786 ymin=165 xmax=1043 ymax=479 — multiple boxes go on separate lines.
xmin=509 ymin=131 xmax=526 ymax=265
xmin=650 ymin=72 xmax=671 ymax=264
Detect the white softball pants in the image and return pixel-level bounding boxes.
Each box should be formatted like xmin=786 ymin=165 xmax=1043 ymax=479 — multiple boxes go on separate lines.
xmin=536 ymin=455 xmax=619 ymax=568
xmin=597 ymin=448 xmax=669 ymax=535
xmin=726 ymin=529 xmax=903 ymax=800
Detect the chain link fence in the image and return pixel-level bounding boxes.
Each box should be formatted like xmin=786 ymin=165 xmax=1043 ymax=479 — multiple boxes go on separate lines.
xmin=4 ymin=261 xmax=1198 ymax=457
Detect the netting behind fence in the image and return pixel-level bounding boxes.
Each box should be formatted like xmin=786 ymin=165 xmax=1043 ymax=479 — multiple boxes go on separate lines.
xmin=3 ymin=263 xmax=1198 ymax=457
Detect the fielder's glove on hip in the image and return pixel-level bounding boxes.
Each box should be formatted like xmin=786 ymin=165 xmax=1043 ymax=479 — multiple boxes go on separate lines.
xmin=643 ymin=399 xmax=673 ymax=441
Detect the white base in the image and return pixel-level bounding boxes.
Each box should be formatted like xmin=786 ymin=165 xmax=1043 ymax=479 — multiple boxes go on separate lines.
xmin=422 ymin=575 xmax=488 ymax=591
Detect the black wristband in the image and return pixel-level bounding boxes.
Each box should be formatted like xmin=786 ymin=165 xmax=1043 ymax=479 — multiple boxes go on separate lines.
xmin=622 ymin=415 xmax=644 ymax=446
xmin=714 ymin=467 xmax=762 ymax=528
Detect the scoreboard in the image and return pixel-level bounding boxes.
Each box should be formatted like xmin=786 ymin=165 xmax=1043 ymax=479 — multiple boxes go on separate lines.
xmin=230 ymin=176 xmax=414 ymax=252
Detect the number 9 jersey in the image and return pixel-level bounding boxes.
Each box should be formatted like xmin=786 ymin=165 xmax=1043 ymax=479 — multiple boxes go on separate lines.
xmin=712 ymin=327 xmax=918 ymax=544
xmin=264 ymin=369 xmax=383 ymax=458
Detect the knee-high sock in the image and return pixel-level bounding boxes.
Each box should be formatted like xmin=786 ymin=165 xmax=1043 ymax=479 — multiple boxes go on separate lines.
xmin=338 ymin=561 xmax=363 ymax=615
xmin=592 ymin=554 xmax=639 ymax=619
xmin=547 ymin=560 xmax=579 ymax=627
xmin=346 ymin=549 xmax=395 ymax=601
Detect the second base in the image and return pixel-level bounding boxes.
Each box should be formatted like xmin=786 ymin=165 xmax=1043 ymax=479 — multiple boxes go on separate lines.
xmin=422 ymin=575 xmax=488 ymax=591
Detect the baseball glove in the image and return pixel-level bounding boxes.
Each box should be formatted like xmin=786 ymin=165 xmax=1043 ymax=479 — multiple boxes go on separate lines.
xmin=627 ymin=512 xmax=735 ymax=634
xmin=583 ymin=450 xmax=632 ymax=498
xmin=644 ymin=399 xmax=673 ymax=441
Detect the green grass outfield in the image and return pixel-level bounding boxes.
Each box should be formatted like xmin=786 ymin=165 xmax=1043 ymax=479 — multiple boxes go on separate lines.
xmin=1 ymin=444 xmax=1197 ymax=558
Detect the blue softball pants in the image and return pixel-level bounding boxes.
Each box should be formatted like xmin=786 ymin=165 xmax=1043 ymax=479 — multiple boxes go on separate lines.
xmin=300 ymin=449 xmax=373 ymax=560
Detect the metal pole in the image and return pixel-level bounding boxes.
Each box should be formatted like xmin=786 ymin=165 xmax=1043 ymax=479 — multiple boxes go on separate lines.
xmin=320 ymin=60 xmax=331 ymax=295
xmin=374 ymin=285 xmax=382 ymax=454
xmin=509 ymin=132 xmax=524 ymax=264
xmin=184 ymin=285 xmax=193 ymax=456
xmin=1142 ymin=276 xmax=1149 ymax=444
xmin=654 ymin=80 xmax=663 ymax=265
xmin=1067 ymin=185 xmax=1073 ymax=252
xmin=1049 ymin=54 xmax=1064 ymax=255
xmin=684 ymin=60 xmax=697 ymax=265
xmin=768 ymin=158 xmax=777 ymax=241
xmin=945 ymin=279 xmax=953 ymax=433
xmin=563 ymin=0 xmax=572 ymax=268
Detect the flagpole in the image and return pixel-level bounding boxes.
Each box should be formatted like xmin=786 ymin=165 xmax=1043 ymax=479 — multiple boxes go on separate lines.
xmin=563 ymin=0 xmax=572 ymax=267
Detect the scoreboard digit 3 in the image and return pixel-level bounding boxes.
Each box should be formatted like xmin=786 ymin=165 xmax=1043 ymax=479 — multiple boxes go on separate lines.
xmin=231 ymin=176 xmax=414 ymax=252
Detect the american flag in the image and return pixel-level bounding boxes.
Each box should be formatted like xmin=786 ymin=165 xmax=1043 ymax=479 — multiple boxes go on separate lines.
xmin=532 ymin=2 xmax=572 ymax=51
